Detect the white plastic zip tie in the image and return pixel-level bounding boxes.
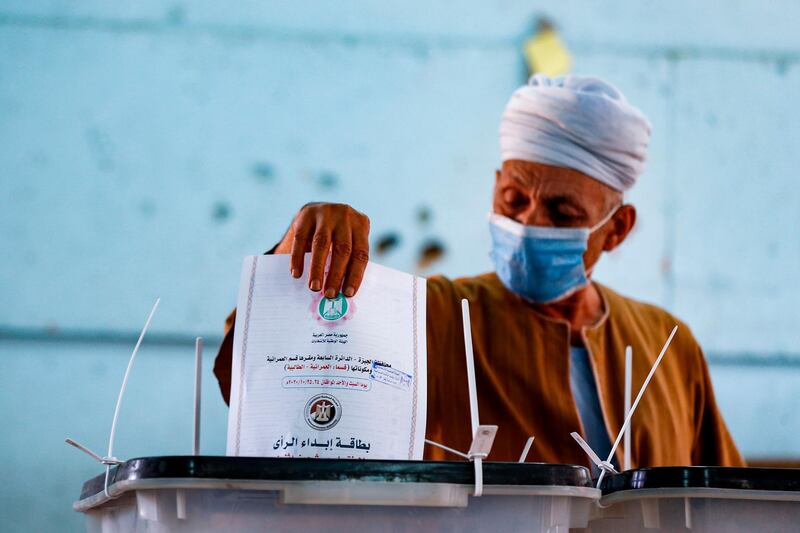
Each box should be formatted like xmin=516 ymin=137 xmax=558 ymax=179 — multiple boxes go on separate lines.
xmin=424 ymin=439 xmax=470 ymax=459
xmin=462 ymin=299 xmax=479 ymax=436
xmin=64 ymin=438 xmax=122 ymax=465
xmin=425 ymin=425 xmax=498 ymax=460
xmin=570 ymin=432 xmax=618 ymax=476
xmin=64 ymin=298 xmax=161 ymax=499
xmin=596 ymin=325 xmax=679 ymax=488
xmin=518 ymin=436 xmax=535 ymax=463
xmin=462 ymin=298 xmax=483 ymax=497
xmin=468 ymin=425 xmax=498 ymax=461
xmin=462 ymin=299 xmax=497 ymax=497
xmin=473 ymin=458 xmax=484 ymax=497
xmin=185 ymin=338 xmax=201 ymax=525
xmin=103 ymin=298 xmax=161 ymax=496
xmin=422 ymin=299 xmax=496 ymax=481
xmin=517 ymin=435 xmax=535 ymax=463
xmin=467 ymin=425 xmax=498 ymax=497
xmin=424 ymin=428 xmax=496 ymax=497
xmin=193 ymin=337 xmax=203 ymax=456
xmin=624 ymin=345 xmax=633 ymax=471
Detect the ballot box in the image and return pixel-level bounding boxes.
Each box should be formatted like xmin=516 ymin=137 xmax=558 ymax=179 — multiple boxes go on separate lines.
xmin=584 ymin=466 xmax=800 ymax=533
xmin=75 ymin=456 xmax=599 ymax=533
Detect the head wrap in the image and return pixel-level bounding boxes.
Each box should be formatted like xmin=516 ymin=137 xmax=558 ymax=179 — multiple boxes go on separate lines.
xmin=499 ymin=74 xmax=651 ymax=192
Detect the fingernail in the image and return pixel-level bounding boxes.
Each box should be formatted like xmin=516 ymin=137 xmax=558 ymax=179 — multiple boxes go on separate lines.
xmin=325 ymin=288 xmax=337 ymax=299
xmin=310 ymin=279 xmax=321 ymax=291
xmin=344 ymin=286 xmax=354 ymax=297
xmin=291 ymin=269 xmax=299 ymax=278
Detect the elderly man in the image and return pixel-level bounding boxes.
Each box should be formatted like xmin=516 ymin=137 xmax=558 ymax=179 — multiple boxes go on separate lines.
xmin=214 ymin=75 xmax=744 ymax=468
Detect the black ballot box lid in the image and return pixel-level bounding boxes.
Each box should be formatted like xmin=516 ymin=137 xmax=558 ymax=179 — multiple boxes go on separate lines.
xmin=79 ymin=456 xmax=593 ymax=501
xmin=599 ymin=466 xmax=800 ymax=495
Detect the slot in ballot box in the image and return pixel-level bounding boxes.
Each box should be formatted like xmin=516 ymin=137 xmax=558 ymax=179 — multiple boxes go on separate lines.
xmin=74 ymin=456 xmax=599 ymax=533
xmin=585 ymin=466 xmax=800 ymax=533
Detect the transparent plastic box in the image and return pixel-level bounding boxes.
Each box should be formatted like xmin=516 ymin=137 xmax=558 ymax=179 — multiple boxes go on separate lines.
xmin=584 ymin=466 xmax=800 ymax=533
xmin=75 ymin=456 xmax=600 ymax=533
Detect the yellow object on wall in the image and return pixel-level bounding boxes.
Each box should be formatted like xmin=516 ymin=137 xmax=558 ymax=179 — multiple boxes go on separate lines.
xmin=523 ymin=28 xmax=572 ymax=77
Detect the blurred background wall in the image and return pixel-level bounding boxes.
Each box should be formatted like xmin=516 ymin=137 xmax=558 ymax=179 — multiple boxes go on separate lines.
xmin=1 ymin=1 xmax=799 ymax=530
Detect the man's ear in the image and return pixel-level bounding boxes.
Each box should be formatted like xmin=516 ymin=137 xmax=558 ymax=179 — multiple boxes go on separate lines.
xmin=602 ymin=204 xmax=636 ymax=252
xmin=495 ymin=169 xmax=501 ymax=183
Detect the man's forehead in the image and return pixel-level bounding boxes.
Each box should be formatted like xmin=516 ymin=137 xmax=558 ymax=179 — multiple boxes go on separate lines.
xmin=503 ymin=160 xmax=605 ymax=193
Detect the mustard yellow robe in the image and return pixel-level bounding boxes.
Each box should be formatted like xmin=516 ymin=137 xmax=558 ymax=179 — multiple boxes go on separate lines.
xmin=214 ymin=273 xmax=744 ymax=468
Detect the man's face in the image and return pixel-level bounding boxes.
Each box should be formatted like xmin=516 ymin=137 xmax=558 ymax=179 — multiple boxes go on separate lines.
xmin=492 ymin=159 xmax=635 ymax=272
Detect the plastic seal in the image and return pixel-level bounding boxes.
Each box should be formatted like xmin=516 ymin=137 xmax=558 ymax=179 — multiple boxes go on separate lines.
xmin=65 ymin=298 xmax=161 ymax=499
xmin=596 ymin=325 xmax=679 ymax=488
xmin=570 ymin=432 xmax=619 ymax=476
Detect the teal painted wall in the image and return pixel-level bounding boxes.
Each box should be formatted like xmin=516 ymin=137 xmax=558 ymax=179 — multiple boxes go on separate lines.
xmin=1 ymin=2 xmax=799 ymax=530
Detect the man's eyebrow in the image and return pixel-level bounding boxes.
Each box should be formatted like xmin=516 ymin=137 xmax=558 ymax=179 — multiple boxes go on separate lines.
xmin=507 ymin=173 xmax=531 ymax=187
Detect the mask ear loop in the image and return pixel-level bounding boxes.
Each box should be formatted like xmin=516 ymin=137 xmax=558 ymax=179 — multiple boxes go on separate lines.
xmin=584 ymin=202 xmax=624 ymax=278
xmin=588 ymin=202 xmax=623 ymax=234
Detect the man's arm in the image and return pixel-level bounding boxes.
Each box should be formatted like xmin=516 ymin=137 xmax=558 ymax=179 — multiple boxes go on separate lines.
xmin=691 ymin=345 xmax=746 ymax=466
xmin=213 ymin=310 xmax=237 ymax=405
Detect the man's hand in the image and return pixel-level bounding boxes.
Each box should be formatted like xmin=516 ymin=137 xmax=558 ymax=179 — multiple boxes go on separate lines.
xmin=275 ymin=203 xmax=370 ymax=298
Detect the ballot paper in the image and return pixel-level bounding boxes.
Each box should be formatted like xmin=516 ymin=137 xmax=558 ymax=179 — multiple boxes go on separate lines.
xmin=226 ymin=254 xmax=427 ymax=460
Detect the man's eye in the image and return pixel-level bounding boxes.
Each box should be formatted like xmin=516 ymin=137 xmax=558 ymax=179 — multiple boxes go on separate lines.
xmin=552 ymin=211 xmax=583 ymax=227
xmin=502 ymin=189 xmax=526 ymax=206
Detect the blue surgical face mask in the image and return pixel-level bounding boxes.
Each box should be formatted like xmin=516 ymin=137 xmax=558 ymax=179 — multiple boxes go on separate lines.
xmin=488 ymin=206 xmax=619 ymax=304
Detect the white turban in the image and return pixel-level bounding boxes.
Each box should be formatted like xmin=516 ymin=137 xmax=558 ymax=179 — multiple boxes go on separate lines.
xmin=499 ymin=74 xmax=651 ymax=192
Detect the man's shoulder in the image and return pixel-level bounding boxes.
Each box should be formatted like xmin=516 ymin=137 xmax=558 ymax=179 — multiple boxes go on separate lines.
xmin=597 ymin=282 xmax=700 ymax=348
xmin=427 ymin=272 xmax=510 ymax=302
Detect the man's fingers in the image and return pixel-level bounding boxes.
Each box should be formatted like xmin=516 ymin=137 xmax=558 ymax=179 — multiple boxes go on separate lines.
xmin=342 ymin=227 xmax=370 ymax=297
xmin=290 ymin=213 xmax=314 ymax=279
xmin=308 ymin=230 xmax=332 ymax=292
xmin=286 ymin=204 xmax=369 ymax=295
xmin=323 ymin=228 xmax=353 ymax=299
